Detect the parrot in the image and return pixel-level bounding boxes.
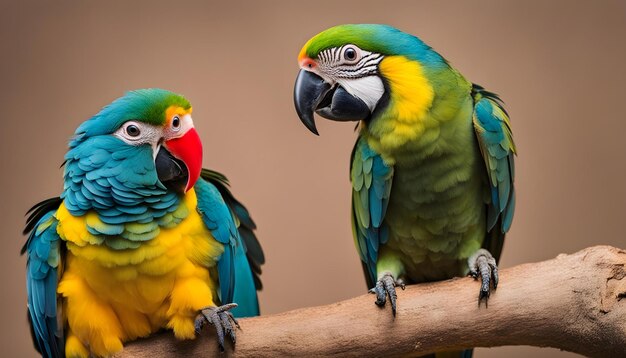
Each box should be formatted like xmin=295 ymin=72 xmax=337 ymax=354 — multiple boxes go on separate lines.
xmin=21 ymin=88 xmax=265 ymax=358
xmin=294 ymin=24 xmax=515 ymax=356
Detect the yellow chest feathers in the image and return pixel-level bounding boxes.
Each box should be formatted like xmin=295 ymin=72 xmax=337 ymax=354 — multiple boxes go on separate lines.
xmin=55 ymin=189 xmax=224 ymax=304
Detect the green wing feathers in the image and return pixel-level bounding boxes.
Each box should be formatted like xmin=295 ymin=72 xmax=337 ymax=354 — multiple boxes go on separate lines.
xmin=350 ymin=139 xmax=394 ymax=287
xmin=472 ymin=85 xmax=516 ymax=261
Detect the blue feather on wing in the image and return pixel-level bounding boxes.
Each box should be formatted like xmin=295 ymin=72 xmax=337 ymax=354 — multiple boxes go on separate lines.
xmin=23 ymin=200 xmax=64 ymax=358
xmin=472 ymin=85 xmax=516 ymax=260
xmin=350 ymin=138 xmax=394 ymax=288
xmin=194 ymin=172 xmax=263 ymax=318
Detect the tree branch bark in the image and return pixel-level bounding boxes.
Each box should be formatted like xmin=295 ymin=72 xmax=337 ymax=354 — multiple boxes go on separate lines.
xmin=117 ymin=245 xmax=626 ymax=357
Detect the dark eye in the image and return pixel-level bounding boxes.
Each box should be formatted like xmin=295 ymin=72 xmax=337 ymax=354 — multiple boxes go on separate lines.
xmin=172 ymin=116 xmax=181 ymax=129
xmin=344 ymin=47 xmax=357 ymax=61
xmin=126 ymin=125 xmax=140 ymax=137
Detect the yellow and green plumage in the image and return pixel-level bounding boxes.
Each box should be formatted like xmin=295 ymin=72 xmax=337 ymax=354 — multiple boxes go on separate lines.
xmin=295 ymin=24 xmax=516 ymax=357
xmin=23 ymin=89 xmax=263 ymax=357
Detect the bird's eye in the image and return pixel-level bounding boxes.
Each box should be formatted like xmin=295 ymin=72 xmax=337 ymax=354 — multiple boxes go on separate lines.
xmin=126 ymin=124 xmax=140 ymax=137
xmin=172 ymin=116 xmax=181 ymax=131
xmin=344 ymin=47 xmax=357 ymax=61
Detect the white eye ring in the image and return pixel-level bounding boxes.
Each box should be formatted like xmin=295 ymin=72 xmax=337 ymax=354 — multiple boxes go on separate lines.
xmin=120 ymin=121 xmax=143 ymax=141
xmin=171 ymin=115 xmax=181 ymax=131
xmin=114 ymin=120 xmax=162 ymax=146
xmin=342 ymin=45 xmax=361 ymax=64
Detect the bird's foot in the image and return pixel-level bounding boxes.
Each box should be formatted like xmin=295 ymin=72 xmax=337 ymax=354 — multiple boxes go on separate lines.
xmin=369 ymin=273 xmax=405 ymax=316
xmin=468 ymin=249 xmax=498 ymax=306
xmin=194 ymin=303 xmax=240 ymax=352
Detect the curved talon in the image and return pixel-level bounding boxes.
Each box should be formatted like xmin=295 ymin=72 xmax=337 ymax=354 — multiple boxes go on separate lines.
xmin=468 ymin=249 xmax=498 ymax=306
xmin=492 ymin=264 xmax=499 ymax=289
xmin=194 ymin=303 xmax=239 ymax=352
xmin=370 ymin=273 xmax=403 ymax=316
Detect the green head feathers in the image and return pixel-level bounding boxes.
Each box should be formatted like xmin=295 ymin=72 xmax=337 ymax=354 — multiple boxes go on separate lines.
xmin=299 ymin=24 xmax=445 ymax=66
xmin=73 ymin=88 xmax=191 ymax=140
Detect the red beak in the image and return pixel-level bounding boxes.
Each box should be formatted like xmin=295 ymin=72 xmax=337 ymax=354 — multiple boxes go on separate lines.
xmin=164 ymin=128 xmax=203 ymax=192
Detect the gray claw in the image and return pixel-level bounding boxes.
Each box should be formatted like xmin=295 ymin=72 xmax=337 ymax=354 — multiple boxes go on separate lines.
xmin=468 ymin=249 xmax=498 ymax=306
xmin=369 ymin=273 xmax=404 ymax=316
xmin=195 ymin=303 xmax=239 ymax=352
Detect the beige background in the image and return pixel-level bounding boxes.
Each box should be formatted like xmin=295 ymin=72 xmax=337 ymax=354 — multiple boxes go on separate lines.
xmin=2 ymin=1 xmax=625 ymax=356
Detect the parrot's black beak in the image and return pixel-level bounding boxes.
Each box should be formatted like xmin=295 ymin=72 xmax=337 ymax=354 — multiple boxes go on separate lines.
xmin=155 ymin=145 xmax=188 ymax=193
xmin=293 ymin=70 xmax=330 ymax=135
xmin=294 ymin=69 xmax=371 ymax=135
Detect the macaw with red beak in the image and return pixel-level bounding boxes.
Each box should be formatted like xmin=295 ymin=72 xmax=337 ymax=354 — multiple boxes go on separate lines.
xmin=22 ymin=89 xmax=264 ymax=357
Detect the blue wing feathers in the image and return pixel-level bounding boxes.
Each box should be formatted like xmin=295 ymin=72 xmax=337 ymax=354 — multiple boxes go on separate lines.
xmin=195 ymin=170 xmax=262 ymax=317
xmin=502 ymin=188 xmax=516 ymax=232
xmin=350 ymin=139 xmax=394 ymax=287
xmin=231 ymin=243 xmax=260 ymax=317
xmin=369 ymin=189 xmax=383 ymax=228
xmin=194 ymin=179 xmax=238 ymax=305
xmin=217 ymin=244 xmax=234 ymax=304
xmin=201 ymin=168 xmax=264 ymax=278
xmin=23 ymin=198 xmax=64 ymax=358
xmin=472 ymin=84 xmax=516 ymax=255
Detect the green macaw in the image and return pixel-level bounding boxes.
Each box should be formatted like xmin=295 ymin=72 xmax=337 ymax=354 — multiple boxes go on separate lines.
xmin=293 ymin=23 xmax=515 ymax=344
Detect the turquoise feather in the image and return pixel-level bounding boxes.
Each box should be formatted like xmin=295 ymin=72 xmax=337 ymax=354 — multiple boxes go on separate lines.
xmin=22 ymin=89 xmax=265 ymax=357
xmin=350 ymin=138 xmax=394 ymax=285
xmin=472 ymin=86 xmax=516 ymax=234
xmin=195 ymin=173 xmax=262 ymax=317
xmin=23 ymin=208 xmax=63 ymax=358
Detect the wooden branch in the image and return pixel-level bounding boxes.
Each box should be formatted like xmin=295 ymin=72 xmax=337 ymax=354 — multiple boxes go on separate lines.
xmin=117 ymin=246 xmax=626 ymax=357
